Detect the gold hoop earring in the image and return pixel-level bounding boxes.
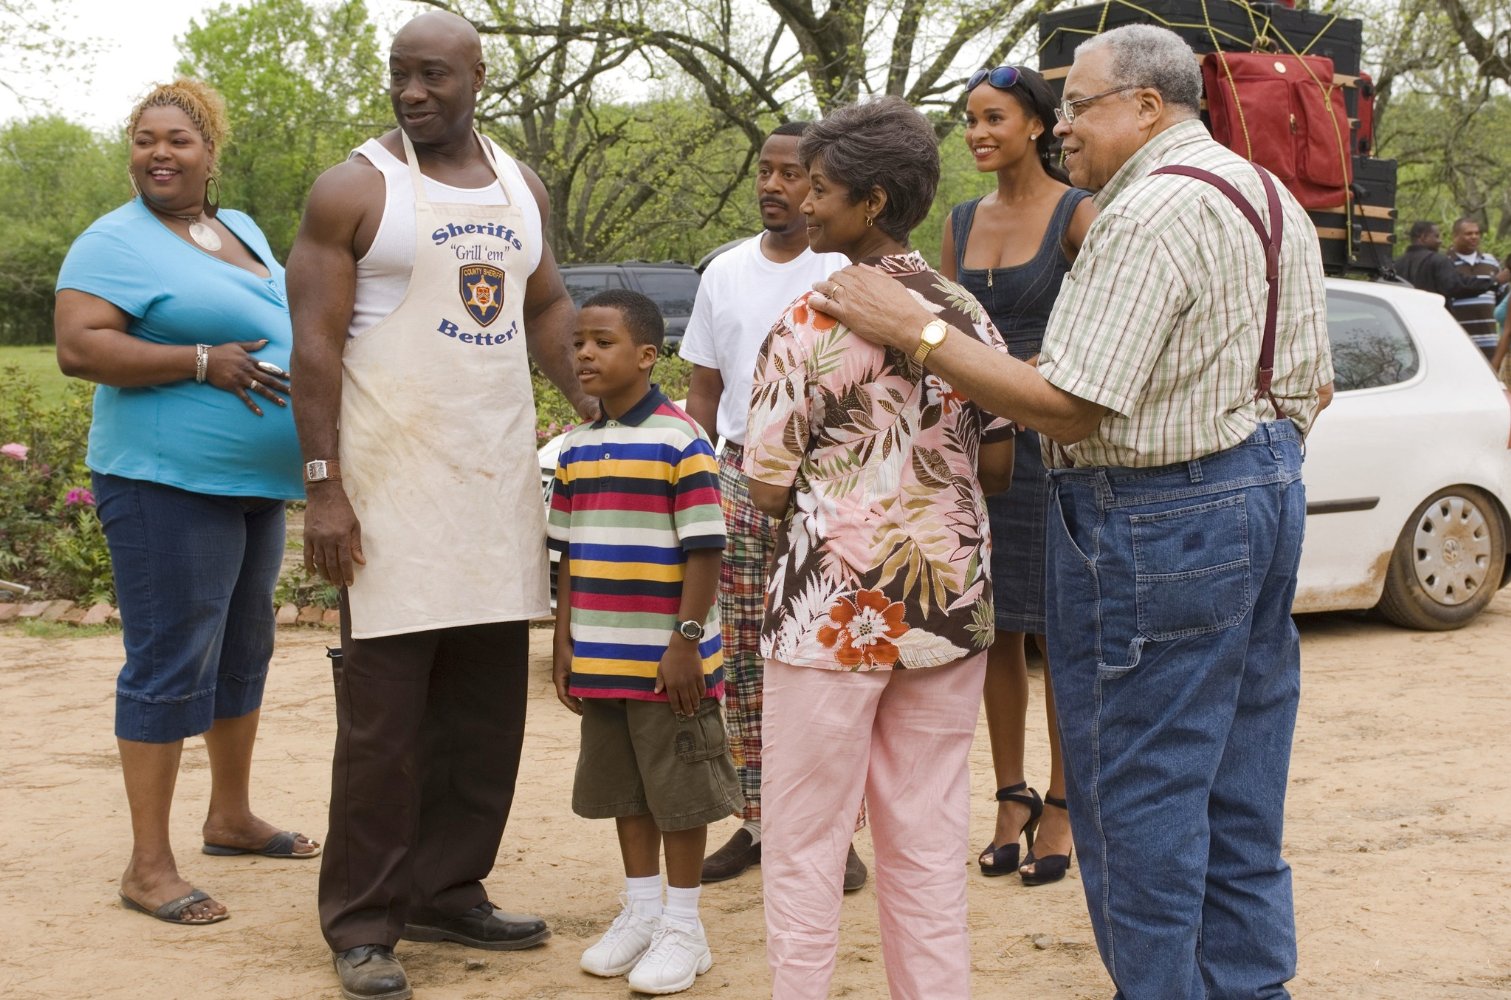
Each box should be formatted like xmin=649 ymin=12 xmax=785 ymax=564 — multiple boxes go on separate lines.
xmin=204 ymin=176 xmax=221 ymax=219
xmin=865 ymin=215 xmax=874 ymax=228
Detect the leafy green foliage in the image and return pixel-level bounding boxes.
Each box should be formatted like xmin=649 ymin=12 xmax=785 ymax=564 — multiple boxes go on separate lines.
xmin=530 ymin=353 xmax=693 ymax=445
xmin=0 ymin=345 xmax=71 ymax=404
xmin=1383 ymin=90 xmax=1511 ymax=254
xmin=0 ymin=117 xmax=125 ymax=344
xmin=273 ymin=559 xmax=340 ymax=609
xmin=0 ymin=366 xmax=113 ymax=603
xmin=177 ymin=0 xmax=389 ymax=259
xmin=1366 ymin=0 xmax=1511 ymax=247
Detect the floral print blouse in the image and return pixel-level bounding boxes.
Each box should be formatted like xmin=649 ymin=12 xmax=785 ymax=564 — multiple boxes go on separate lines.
xmin=744 ymin=251 xmax=1014 ymax=672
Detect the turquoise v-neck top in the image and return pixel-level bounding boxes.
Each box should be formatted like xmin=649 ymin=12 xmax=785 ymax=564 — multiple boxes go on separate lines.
xmin=57 ymin=199 xmax=303 ymax=500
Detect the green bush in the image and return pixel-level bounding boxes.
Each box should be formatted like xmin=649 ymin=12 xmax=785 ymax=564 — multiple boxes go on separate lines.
xmin=530 ymin=354 xmax=694 ymax=446
xmin=1 ymin=354 xmax=699 ymax=606
xmin=0 ymin=366 xmax=114 ymax=603
xmin=273 ymin=559 xmax=341 ymax=610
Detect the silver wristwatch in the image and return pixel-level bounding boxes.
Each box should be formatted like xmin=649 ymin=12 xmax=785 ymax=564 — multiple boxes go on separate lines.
xmin=304 ymin=459 xmax=341 ymax=484
xmin=676 ymin=619 xmax=706 ymax=642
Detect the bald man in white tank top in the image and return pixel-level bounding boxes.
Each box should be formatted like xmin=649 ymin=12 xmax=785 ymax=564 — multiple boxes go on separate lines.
xmin=288 ymin=12 xmax=594 ymax=1000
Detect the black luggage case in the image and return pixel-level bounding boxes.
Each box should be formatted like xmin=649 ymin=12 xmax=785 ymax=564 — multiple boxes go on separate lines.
xmin=1037 ymin=1 xmax=1362 ymax=93
xmin=1308 ymin=156 xmax=1396 ymax=275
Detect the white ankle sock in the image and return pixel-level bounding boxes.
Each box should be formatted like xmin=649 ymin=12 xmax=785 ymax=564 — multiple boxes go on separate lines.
xmin=741 ymin=819 xmax=761 ymax=845
xmin=625 ymin=875 xmax=663 ymax=916
xmin=663 ymin=884 xmax=701 ymax=929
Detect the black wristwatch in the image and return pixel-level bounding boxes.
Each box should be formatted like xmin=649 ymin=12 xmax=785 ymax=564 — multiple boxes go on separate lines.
xmin=676 ymin=619 xmax=706 ymax=642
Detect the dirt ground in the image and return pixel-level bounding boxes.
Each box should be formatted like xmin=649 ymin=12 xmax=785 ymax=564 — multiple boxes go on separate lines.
xmin=1 ymin=594 xmax=1508 ymax=1000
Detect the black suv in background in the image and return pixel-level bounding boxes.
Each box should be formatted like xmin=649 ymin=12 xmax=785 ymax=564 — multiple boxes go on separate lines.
xmin=558 ymin=261 xmax=701 ymax=348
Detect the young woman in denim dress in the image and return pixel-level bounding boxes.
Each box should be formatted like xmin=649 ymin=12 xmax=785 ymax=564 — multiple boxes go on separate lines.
xmin=942 ymin=65 xmax=1095 ymax=886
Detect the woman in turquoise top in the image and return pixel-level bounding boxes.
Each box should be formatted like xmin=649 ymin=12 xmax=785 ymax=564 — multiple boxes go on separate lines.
xmin=54 ymin=79 xmax=318 ymax=928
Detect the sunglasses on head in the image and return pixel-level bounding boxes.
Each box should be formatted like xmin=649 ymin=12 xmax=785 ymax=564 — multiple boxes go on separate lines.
xmin=967 ymin=66 xmax=1022 ymax=93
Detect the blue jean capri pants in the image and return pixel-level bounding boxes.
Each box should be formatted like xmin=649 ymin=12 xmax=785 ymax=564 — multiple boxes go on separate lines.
xmin=93 ymin=472 xmax=284 ymax=743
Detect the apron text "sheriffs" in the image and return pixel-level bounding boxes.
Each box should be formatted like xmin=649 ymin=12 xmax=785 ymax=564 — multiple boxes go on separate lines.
xmin=430 ymin=221 xmax=523 ymax=248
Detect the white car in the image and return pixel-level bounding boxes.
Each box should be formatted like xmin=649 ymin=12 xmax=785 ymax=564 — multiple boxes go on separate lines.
xmin=1295 ymin=278 xmax=1510 ymax=628
xmin=539 ymin=279 xmax=1511 ymax=628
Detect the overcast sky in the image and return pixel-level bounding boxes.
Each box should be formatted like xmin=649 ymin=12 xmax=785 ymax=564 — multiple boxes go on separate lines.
xmin=2 ymin=0 xmax=417 ymax=131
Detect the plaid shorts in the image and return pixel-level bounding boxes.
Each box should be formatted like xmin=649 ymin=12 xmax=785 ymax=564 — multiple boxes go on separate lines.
xmin=718 ymin=446 xmax=775 ymax=821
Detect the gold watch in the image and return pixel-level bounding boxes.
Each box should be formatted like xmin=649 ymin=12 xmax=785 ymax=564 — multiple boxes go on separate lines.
xmin=912 ymin=319 xmax=949 ymax=366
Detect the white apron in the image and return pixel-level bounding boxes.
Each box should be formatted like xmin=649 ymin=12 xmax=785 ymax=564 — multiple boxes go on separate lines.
xmin=340 ymin=131 xmax=548 ymax=638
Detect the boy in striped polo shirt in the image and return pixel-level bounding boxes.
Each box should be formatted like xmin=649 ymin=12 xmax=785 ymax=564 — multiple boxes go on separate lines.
xmin=548 ymin=289 xmax=741 ymax=995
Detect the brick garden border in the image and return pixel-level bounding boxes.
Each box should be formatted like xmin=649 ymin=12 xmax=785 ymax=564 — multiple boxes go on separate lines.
xmin=0 ymin=601 xmax=556 ymax=629
xmin=0 ymin=600 xmax=338 ymax=628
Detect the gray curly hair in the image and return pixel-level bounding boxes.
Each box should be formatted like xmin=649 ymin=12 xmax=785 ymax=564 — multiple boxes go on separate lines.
xmin=1076 ymin=24 xmax=1202 ymax=115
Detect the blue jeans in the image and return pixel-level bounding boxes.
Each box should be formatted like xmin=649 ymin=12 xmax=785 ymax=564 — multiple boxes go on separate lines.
xmin=1045 ymin=422 xmax=1305 ymax=1000
xmin=94 ymin=473 xmax=285 ymax=743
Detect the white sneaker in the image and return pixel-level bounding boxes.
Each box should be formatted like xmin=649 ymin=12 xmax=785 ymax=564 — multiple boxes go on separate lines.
xmin=580 ymin=900 xmax=660 ymax=977
xmin=625 ymin=918 xmax=713 ymax=995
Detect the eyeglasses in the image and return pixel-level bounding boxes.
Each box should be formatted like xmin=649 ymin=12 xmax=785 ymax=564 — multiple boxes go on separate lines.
xmin=967 ymin=66 xmax=1022 ymax=93
xmin=1053 ymin=85 xmax=1139 ymax=126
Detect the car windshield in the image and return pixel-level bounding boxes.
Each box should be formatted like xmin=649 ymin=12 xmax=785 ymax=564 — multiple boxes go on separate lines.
xmin=562 ymin=270 xmax=623 ymax=307
xmin=636 ymin=269 xmax=700 ymax=318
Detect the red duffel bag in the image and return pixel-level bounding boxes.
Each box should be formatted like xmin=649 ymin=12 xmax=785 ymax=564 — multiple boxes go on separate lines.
xmin=1202 ymin=51 xmax=1352 ymax=210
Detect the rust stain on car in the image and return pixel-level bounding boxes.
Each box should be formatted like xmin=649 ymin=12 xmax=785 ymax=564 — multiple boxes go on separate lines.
xmin=1293 ymin=551 xmax=1391 ymax=614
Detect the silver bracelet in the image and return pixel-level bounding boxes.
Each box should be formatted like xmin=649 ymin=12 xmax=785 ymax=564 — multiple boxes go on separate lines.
xmin=195 ymin=343 xmax=209 ymax=383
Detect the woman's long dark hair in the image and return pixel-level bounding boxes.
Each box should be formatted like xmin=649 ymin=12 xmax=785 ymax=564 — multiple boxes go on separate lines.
xmin=981 ymin=66 xmax=1070 ymax=185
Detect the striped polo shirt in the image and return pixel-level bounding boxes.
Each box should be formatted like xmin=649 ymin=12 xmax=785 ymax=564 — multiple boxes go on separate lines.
xmin=1449 ymin=251 xmax=1502 ymax=351
xmin=547 ymin=386 xmax=725 ymax=700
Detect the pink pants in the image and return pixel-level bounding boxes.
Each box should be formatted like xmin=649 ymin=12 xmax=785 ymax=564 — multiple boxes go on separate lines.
xmin=762 ymin=655 xmax=987 ymax=1000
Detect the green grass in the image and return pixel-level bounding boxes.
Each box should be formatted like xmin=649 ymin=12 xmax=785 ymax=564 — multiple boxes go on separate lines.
xmin=14 ymin=620 xmax=118 ymax=639
xmin=0 ymin=345 xmax=72 ymax=405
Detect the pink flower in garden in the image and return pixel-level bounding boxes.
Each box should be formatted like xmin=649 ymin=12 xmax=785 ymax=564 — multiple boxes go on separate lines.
xmin=1 ymin=442 xmax=28 ymax=461
xmin=65 ymin=488 xmax=95 ymax=507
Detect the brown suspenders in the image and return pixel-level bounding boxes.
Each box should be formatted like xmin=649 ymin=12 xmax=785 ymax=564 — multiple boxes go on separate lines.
xmin=1151 ymin=163 xmax=1287 ymax=418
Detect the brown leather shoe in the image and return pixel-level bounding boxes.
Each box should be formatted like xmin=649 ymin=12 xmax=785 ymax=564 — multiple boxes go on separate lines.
xmin=701 ymin=828 xmax=761 ymax=883
xmin=843 ymin=844 xmax=868 ymax=893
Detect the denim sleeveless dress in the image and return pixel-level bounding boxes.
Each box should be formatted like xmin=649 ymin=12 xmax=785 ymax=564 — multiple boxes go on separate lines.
xmin=950 ymin=187 xmax=1089 ymax=633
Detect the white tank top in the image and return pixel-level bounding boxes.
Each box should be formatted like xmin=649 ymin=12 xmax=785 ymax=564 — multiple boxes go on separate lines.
xmin=348 ymin=135 xmax=543 ymax=338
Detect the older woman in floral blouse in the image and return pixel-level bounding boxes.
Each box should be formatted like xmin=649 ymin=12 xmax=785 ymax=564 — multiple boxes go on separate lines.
xmin=743 ymin=96 xmax=1014 ymax=1000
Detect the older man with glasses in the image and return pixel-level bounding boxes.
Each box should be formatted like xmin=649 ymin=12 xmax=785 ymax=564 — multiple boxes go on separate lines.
xmin=809 ymin=24 xmax=1333 ymax=1000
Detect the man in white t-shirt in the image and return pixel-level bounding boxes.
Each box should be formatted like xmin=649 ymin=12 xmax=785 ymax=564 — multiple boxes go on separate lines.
xmin=680 ymin=122 xmax=856 ymax=887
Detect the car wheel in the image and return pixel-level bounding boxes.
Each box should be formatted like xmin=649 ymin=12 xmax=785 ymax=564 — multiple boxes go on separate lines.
xmin=1377 ymin=486 xmax=1507 ymax=630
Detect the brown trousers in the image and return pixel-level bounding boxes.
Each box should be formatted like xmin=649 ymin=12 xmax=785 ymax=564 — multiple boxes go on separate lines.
xmin=318 ymin=598 xmax=531 ymax=951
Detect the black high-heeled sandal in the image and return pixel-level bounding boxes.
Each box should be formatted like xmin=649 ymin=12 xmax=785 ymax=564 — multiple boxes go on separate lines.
xmin=978 ymin=782 xmax=1043 ymax=876
xmin=1019 ymin=794 xmax=1073 ymax=886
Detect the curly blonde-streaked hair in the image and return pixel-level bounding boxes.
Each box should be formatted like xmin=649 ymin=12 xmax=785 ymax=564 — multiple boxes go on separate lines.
xmin=126 ymin=78 xmax=231 ymax=173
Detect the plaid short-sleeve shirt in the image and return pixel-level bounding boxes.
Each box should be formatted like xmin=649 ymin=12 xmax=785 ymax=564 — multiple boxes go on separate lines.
xmin=1037 ymin=119 xmax=1333 ymax=469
